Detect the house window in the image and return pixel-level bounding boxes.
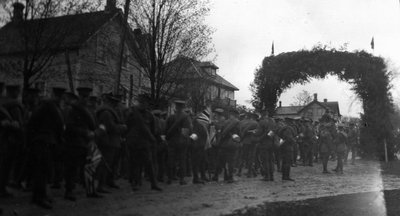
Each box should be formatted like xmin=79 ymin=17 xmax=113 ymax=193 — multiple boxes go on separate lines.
xmin=96 ymin=36 xmax=106 ymax=63
xmin=122 ymin=48 xmax=129 ymax=68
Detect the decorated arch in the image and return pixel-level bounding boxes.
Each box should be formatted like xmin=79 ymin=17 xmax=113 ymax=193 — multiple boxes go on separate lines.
xmin=251 ymin=48 xmax=394 ymax=159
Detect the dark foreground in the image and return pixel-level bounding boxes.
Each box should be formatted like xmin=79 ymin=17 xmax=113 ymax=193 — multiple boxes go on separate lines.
xmin=1 ymin=160 xmax=400 ymax=216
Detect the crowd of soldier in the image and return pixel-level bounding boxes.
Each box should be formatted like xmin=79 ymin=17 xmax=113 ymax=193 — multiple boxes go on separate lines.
xmin=0 ymin=83 xmax=360 ymax=210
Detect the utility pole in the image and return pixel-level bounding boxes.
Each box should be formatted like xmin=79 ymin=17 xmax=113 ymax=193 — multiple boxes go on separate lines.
xmin=114 ymin=0 xmax=131 ymax=94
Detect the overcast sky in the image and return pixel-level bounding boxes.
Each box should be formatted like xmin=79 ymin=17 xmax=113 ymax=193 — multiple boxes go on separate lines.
xmin=206 ymin=0 xmax=400 ymax=116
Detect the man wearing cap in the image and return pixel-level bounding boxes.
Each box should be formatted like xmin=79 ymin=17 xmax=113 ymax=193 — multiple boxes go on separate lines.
xmin=166 ymin=100 xmax=192 ymax=185
xmin=319 ymin=123 xmax=334 ymax=174
xmin=96 ymin=93 xmax=127 ymax=192
xmin=302 ymin=119 xmax=314 ymax=166
xmin=154 ymin=110 xmax=168 ymax=182
xmin=0 ymin=85 xmax=25 ymax=197
xmin=238 ymin=112 xmax=259 ymax=178
xmin=255 ymin=110 xmax=276 ymax=181
xmin=334 ymin=124 xmax=347 ymax=174
xmin=209 ymin=108 xmax=225 ymax=181
xmin=26 ymin=88 xmax=65 ymax=209
xmin=346 ymin=123 xmax=359 ymax=165
xmin=277 ymin=117 xmax=297 ymax=181
xmin=63 ymin=87 xmax=98 ymax=201
xmin=125 ymin=100 xmax=162 ymax=191
xmin=213 ymin=109 xmax=240 ymax=183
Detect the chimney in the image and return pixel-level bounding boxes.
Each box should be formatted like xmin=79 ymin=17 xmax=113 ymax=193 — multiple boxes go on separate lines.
xmin=279 ymin=101 xmax=282 ymax=107
xmin=105 ymin=0 xmax=117 ymax=12
xmin=12 ymin=2 xmax=24 ymax=22
xmin=313 ymin=93 xmax=318 ymax=101
xmin=324 ymin=99 xmax=328 ymax=103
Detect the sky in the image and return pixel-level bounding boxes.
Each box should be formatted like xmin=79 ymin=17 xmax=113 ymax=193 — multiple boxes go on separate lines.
xmin=205 ymin=0 xmax=400 ymax=117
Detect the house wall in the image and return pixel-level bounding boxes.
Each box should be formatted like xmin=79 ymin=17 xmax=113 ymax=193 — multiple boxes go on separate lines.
xmin=299 ymin=103 xmax=340 ymax=121
xmin=0 ymin=17 xmax=143 ymax=104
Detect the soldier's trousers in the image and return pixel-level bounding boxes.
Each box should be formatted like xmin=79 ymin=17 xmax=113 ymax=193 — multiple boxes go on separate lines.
xmin=273 ymin=147 xmax=281 ymax=172
xmin=281 ymin=149 xmax=292 ymax=179
xmin=292 ymin=143 xmax=299 ymax=164
xmin=240 ymin=144 xmax=257 ymax=176
xmin=303 ymin=143 xmax=313 ymax=166
xmin=64 ymin=146 xmax=87 ymax=193
xmin=167 ymin=144 xmax=188 ymax=181
xmin=156 ymin=145 xmax=168 ymax=181
xmin=31 ymin=141 xmax=53 ymax=202
xmin=258 ymin=147 xmax=274 ymax=180
xmin=129 ymin=147 xmax=157 ymax=188
xmin=215 ymin=148 xmax=236 ymax=181
xmin=97 ymin=145 xmax=117 ymax=189
xmin=336 ymin=152 xmax=345 ymax=172
xmin=191 ymin=146 xmax=206 ymax=181
xmin=320 ymin=152 xmax=329 ymax=172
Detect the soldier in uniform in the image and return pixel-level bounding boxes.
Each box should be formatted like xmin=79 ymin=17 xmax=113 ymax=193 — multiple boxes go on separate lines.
xmin=278 ymin=117 xmax=296 ymax=181
xmin=125 ymin=101 xmax=162 ymax=191
xmin=237 ymin=112 xmax=259 ymax=177
xmin=213 ymin=109 xmax=240 ymax=183
xmin=319 ymin=123 xmax=334 ymax=173
xmin=0 ymin=85 xmax=25 ymax=197
xmin=63 ymin=87 xmax=97 ymax=201
xmin=346 ymin=123 xmax=358 ymax=165
xmin=334 ymin=124 xmax=347 ymax=174
xmin=96 ymin=93 xmax=127 ymax=192
xmin=302 ymin=119 xmax=314 ymax=166
xmin=166 ymin=100 xmax=192 ymax=185
xmin=255 ymin=110 xmax=276 ymax=181
xmin=27 ymin=88 xmax=65 ymax=209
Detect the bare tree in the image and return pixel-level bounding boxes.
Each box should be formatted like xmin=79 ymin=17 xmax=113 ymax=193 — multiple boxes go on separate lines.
xmin=0 ymin=0 xmax=101 ymax=98
xmin=290 ymin=90 xmax=313 ymax=106
xmin=128 ymin=0 xmax=214 ymax=107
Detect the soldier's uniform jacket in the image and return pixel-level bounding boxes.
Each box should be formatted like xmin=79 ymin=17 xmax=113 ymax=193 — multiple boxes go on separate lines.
xmin=26 ymin=100 xmax=64 ymax=146
xmin=96 ymin=105 xmax=126 ymax=148
xmin=2 ymin=99 xmax=24 ymax=145
xmin=218 ymin=117 xmax=240 ymax=149
xmin=347 ymin=128 xmax=358 ymax=147
xmin=318 ymin=127 xmax=333 ymax=153
xmin=192 ymin=118 xmax=208 ymax=149
xmin=278 ymin=124 xmax=296 ymax=151
xmin=239 ymin=119 xmax=258 ymax=146
xmin=335 ymin=131 xmax=347 ymax=153
xmin=125 ymin=107 xmax=156 ymax=149
xmin=303 ymin=125 xmax=314 ymax=144
xmin=166 ymin=111 xmax=192 ymax=146
xmin=255 ymin=117 xmax=276 ymax=149
xmin=65 ymin=102 xmax=96 ymax=148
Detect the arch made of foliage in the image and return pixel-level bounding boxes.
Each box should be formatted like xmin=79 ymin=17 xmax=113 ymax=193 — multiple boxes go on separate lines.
xmin=251 ymin=48 xmax=394 ymax=159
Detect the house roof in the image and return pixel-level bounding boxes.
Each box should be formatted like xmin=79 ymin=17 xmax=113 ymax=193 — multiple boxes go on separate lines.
xmin=168 ymin=56 xmax=239 ymax=91
xmin=0 ymin=10 xmax=120 ymax=55
xmin=275 ymin=106 xmax=304 ymax=115
xmin=298 ymin=100 xmax=341 ymax=116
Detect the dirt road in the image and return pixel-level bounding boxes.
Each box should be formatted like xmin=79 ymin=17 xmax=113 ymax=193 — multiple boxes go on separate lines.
xmin=2 ymin=160 xmax=399 ymax=216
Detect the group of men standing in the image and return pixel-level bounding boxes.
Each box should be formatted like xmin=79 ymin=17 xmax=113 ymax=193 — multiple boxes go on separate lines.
xmin=0 ymin=83 xmax=360 ymax=210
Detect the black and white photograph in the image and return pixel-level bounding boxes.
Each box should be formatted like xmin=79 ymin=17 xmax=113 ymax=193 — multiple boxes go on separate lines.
xmin=0 ymin=0 xmax=400 ymax=215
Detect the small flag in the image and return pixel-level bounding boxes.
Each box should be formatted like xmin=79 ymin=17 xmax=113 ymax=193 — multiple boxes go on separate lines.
xmin=370 ymin=37 xmax=374 ymax=50
xmin=271 ymin=41 xmax=275 ymax=56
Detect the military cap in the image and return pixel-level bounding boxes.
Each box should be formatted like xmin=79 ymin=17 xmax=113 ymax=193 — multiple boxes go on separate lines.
xmin=76 ymin=87 xmax=92 ymax=98
xmin=214 ymin=108 xmax=224 ymax=114
xmin=152 ymin=109 xmax=162 ymax=115
xmin=349 ymin=122 xmax=355 ymax=126
xmin=174 ymin=99 xmax=186 ymax=104
xmin=337 ymin=123 xmax=345 ymax=128
xmin=52 ymin=87 xmax=66 ymax=98
xmin=285 ymin=117 xmax=294 ymax=121
xmin=161 ymin=111 xmax=168 ymax=117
